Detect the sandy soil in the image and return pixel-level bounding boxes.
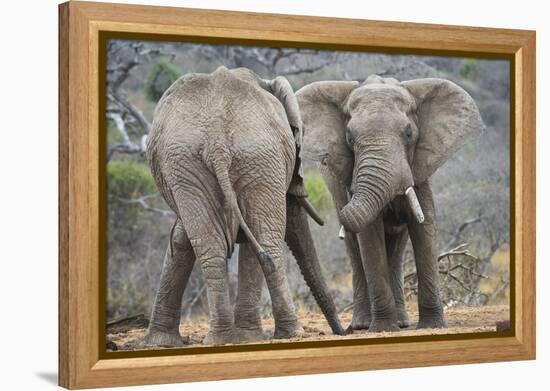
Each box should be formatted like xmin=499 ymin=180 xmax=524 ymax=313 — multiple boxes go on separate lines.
xmin=107 ymin=305 xmax=509 ymax=352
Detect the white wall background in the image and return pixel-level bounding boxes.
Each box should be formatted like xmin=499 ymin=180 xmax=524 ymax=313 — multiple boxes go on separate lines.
xmin=0 ymin=0 xmax=546 ymax=389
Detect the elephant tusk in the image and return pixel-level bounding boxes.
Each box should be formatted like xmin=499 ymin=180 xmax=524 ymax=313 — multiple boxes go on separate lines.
xmin=338 ymin=225 xmax=345 ymax=240
xmin=405 ymin=187 xmax=425 ymax=224
xmin=297 ymin=197 xmax=325 ymax=226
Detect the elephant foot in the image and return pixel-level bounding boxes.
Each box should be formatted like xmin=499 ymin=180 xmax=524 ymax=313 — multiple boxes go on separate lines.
xmin=397 ymin=308 xmax=411 ymax=328
xmin=203 ymin=329 xmax=235 ymax=345
xmin=368 ymin=319 xmax=400 ymax=333
xmin=274 ymin=321 xmax=304 ymax=339
xmin=232 ymin=327 xmax=270 ymax=343
xmin=346 ymin=319 xmax=371 ymax=333
xmin=346 ymin=310 xmax=372 ymax=333
xmin=417 ymin=315 xmax=448 ymax=329
xmin=141 ymin=328 xmax=188 ymax=348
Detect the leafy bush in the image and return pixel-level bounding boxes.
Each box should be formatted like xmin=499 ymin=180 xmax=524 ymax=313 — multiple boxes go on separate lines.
xmin=459 ymin=58 xmax=480 ymax=80
xmin=107 ymin=122 xmax=121 ymax=145
xmin=304 ymin=171 xmax=333 ymax=213
xmin=107 ymin=160 xmax=156 ymax=198
xmin=144 ymin=58 xmax=181 ymax=102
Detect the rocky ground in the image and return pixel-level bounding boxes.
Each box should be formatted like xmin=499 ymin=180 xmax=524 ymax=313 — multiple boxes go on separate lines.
xmin=106 ymin=305 xmax=510 ymax=352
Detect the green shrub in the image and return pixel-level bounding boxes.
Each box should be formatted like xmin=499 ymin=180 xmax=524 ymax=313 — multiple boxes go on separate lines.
xmin=144 ymin=58 xmax=181 ymax=102
xmin=460 ymin=58 xmax=479 ymax=80
xmin=107 ymin=160 xmax=156 ymax=198
xmin=304 ymin=171 xmax=333 ymax=213
xmin=106 ymin=122 xmax=121 ymax=145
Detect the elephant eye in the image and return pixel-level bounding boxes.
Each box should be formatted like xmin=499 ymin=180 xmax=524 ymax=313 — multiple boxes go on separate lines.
xmin=404 ymin=124 xmax=413 ymax=142
xmin=345 ymin=131 xmax=353 ymax=147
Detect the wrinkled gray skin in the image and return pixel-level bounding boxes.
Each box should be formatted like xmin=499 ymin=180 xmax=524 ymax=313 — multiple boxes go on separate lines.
xmin=143 ymin=66 xmax=344 ymax=346
xmin=296 ymin=76 xmax=484 ymax=332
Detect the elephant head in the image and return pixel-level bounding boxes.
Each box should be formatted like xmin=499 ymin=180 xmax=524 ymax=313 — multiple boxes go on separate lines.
xmin=296 ymin=75 xmax=484 ymax=233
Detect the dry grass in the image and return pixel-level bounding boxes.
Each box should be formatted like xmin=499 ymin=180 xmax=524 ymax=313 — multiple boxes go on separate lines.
xmin=479 ymin=245 xmax=510 ymax=305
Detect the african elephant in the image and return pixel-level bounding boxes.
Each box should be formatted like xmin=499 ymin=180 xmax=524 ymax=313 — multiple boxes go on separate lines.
xmin=296 ymin=75 xmax=484 ymax=332
xmin=143 ymin=66 xmax=344 ymax=346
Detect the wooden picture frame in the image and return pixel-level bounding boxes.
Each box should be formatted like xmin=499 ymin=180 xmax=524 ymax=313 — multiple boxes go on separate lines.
xmin=58 ymin=1 xmax=535 ymax=388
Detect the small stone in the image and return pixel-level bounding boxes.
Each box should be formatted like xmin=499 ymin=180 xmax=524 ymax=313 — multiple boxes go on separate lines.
xmin=106 ymin=341 xmax=118 ymax=351
xmin=496 ymin=320 xmax=510 ymax=332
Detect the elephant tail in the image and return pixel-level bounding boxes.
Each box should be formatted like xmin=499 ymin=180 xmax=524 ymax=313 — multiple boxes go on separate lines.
xmin=212 ymin=160 xmax=276 ymax=272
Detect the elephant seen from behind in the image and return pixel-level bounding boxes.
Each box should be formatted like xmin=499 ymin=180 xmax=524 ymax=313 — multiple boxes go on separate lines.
xmin=143 ymin=66 xmax=344 ymax=346
xmin=296 ymin=75 xmax=484 ymax=332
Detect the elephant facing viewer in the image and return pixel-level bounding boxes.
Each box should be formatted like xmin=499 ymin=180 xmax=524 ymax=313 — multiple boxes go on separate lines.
xmin=296 ymin=75 xmax=484 ymax=332
xmin=143 ymin=66 xmax=344 ymax=346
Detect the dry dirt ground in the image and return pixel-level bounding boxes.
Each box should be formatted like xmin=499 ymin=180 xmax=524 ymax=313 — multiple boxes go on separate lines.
xmin=107 ymin=305 xmax=509 ymax=352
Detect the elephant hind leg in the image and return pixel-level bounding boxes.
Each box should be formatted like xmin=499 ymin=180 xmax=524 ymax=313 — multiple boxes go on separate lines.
xmin=143 ymin=219 xmax=196 ymax=347
xmin=260 ymin=240 xmax=303 ymax=339
xmin=174 ymin=192 xmax=235 ymax=345
xmin=192 ymin=241 xmax=234 ymax=345
xmin=240 ymin=187 xmax=303 ymax=339
xmin=233 ymin=242 xmax=269 ymax=343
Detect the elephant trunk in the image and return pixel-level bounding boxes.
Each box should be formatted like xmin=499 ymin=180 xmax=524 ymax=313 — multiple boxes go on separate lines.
xmin=285 ymin=195 xmax=346 ymax=335
xmin=338 ymin=149 xmax=398 ymax=233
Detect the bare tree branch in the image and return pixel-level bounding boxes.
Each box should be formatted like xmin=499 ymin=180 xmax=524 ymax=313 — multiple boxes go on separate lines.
xmin=283 ymin=63 xmax=333 ymax=76
xmin=444 ymin=215 xmax=483 ymax=249
xmin=403 ymin=242 xmax=489 ymax=306
xmin=106 ymin=41 xmax=176 ymax=160
xmin=489 ymin=278 xmax=510 ymax=301
xmin=246 ymin=47 xmax=336 ymax=77
xmin=437 ymin=243 xmax=479 ymax=263
xmin=109 ymin=91 xmax=152 ymax=134
xmin=114 ymin=193 xmax=175 ymax=217
xmin=106 ymin=113 xmax=145 ymax=161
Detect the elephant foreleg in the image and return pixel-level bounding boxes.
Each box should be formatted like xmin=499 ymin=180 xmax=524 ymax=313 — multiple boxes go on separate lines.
xmin=233 ymin=243 xmax=268 ymax=342
xmin=319 ymin=168 xmax=371 ymax=331
xmin=346 ymin=233 xmax=372 ymax=331
xmin=143 ymin=220 xmax=196 ymax=347
xmin=357 ymin=215 xmax=399 ymax=332
xmin=407 ymin=182 xmax=447 ymax=329
xmin=385 ymin=229 xmax=411 ymax=328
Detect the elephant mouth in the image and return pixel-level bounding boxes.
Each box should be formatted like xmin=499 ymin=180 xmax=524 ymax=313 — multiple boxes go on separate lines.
xmin=337 ymin=148 xmax=425 ymax=235
xmin=338 ymin=185 xmax=424 ymax=236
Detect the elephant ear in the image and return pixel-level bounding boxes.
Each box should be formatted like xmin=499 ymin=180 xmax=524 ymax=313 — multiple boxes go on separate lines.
xmin=402 ymin=78 xmax=485 ymax=184
xmin=268 ymin=76 xmax=303 ymax=147
xmin=296 ymin=81 xmax=359 ymax=186
xmin=266 ymin=76 xmax=307 ymax=187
